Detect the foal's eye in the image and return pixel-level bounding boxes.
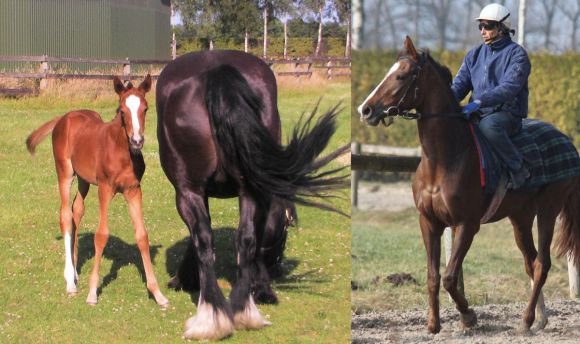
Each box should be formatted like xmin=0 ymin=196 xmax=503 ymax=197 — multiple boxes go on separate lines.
xmin=396 ymin=75 xmax=407 ymax=81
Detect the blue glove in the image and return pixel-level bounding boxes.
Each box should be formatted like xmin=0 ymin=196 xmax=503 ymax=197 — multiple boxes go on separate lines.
xmin=462 ymin=100 xmax=481 ymax=118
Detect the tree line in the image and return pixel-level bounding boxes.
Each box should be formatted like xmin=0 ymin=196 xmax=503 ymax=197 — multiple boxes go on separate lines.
xmin=173 ymin=0 xmax=351 ymax=57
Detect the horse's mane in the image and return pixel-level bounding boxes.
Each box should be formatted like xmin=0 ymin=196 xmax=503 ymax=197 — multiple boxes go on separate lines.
xmin=421 ymin=51 xmax=461 ymax=112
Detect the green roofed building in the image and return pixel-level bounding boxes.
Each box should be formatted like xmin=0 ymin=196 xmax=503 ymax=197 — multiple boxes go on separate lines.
xmin=0 ymin=0 xmax=171 ymax=60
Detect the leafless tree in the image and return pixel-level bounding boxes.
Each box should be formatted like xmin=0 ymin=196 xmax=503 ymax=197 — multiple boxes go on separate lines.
xmin=353 ymin=0 xmax=363 ymax=49
xmin=539 ymin=0 xmax=558 ymax=50
xmin=558 ymin=0 xmax=580 ymax=51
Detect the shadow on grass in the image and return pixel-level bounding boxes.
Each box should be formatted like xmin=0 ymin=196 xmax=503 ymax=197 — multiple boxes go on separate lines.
xmin=72 ymin=233 xmax=162 ymax=299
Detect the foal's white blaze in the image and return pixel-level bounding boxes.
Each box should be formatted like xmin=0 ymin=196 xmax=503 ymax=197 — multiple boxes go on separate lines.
xmin=125 ymin=95 xmax=142 ymax=142
xmin=357 ymin=62 xmax=401 ymax=116
xmin=63 ymin=232 xmax=76 ymax=294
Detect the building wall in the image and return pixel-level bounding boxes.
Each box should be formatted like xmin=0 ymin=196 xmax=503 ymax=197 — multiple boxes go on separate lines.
xmin=0 ymin=0 xmax=170 ymax=60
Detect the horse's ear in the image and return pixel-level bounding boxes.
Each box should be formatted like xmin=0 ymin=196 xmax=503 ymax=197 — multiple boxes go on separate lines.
xmin=403 ymin=36 xmax=419 ymax=61
xmin=113 ymin=76 xmax=125 ymax=95
xmin=138 ymin=74 xmax=152 ymax=93
xmin=126 ymin=81 xmax=134 ymax=89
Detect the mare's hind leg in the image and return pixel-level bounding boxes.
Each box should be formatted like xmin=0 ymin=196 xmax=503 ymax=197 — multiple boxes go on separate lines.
xmin=509 ymin=209 xmax=548 ymax=332
xmin=176 ymin=188 xmax=234 ymax=340
xmin=55 ymin=157 xmax=76 ymax=296
xmin=68 ymin=178 xmax=90 ymax=295
xmin=86 ymin=184 xmax=114 ymax=305
xmin=231 ymin=191 xmax=271 ymax=330
xmin=123 ymin=187 xmax=168 ymax=307
xmin=442 ymin=221 xmax=479 ymax=329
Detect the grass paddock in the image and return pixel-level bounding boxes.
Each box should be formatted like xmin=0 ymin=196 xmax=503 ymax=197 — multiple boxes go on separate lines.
xmin=0 ymin=77 xmax=350 ymax=343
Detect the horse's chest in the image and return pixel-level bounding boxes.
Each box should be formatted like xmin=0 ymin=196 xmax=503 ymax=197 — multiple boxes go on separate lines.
xmin=416 ymin=186 xmax=455 ymax=224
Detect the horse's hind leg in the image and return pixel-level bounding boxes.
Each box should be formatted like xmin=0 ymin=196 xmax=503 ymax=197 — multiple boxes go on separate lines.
xmin=70 ymin=178 xmax=90 ymax=293
xmin=55 ymin=157 xmax=76 ymax=296
xmin=509 ymin=209 xmax=548 ymax=332
xmin=231 ymin=191 xmax=271 ymax=330
xmin=86 ymin=184 xmax=114 ymax=305
xmin=177 ymin=188 xmax=234 ymax=340
xmin=123 ymin=187 xmax=168 ymax=307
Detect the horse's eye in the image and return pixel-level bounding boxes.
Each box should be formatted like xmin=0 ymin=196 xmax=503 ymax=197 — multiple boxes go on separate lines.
xmin=396 ymin=75 xmax=407 ymax=81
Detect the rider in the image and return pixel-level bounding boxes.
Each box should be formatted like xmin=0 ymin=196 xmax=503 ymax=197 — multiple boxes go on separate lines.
xmin=451 ymin=3 xmax=531 ymax=189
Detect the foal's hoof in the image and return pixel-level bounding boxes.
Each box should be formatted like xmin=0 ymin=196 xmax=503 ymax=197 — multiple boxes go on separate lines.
xmin=86 ymin=291 xmax=98 ymax=305
xmin=153 ymin=292 xmax=169 ymax=309
xmin=460 ymin=309 xmax=477 ymax=329
xmin=183 ymin=303 xmax=234 ymax=340
xmin=234 ymin=296 xmax=272 ymax=330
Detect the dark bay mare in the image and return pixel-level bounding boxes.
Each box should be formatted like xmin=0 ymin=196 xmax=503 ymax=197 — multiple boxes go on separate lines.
xmin=358 ymin=37 xmax=580 ymax=334
xmin=156 ymin=50 xmax=347 ymax=340
xmin=26 ymin=75 xmax=168 ymax=307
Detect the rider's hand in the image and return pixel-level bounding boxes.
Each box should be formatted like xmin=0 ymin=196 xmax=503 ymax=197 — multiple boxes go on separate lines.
xmin=462 ymin=100 xmax=481 ymax=118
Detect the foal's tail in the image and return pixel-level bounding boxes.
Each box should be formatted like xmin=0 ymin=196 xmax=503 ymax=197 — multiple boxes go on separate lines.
xmin=555 ymin=176 xmax=580 ymax=264
xmin=26 ymin=116 xmax=61 ymax=155
xmin=203 ymin=64 xmax=348 ymax=215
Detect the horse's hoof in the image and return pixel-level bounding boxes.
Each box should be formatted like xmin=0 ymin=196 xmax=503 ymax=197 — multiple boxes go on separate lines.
xmin=234 ymin=296 xmax=271 ymax=330
xmin=517 ymin=322 xmax=533 ymax=336
xmin=253 ymin=288 xmax=278 ymax=305
xmin=86 ymin=292 xmax=98 ymax=305
xmin=66 ymin=286 xmax=78 ymax=297
xmin=154 ymin=293 xmax=169 ymax=309
xmin=427 ymin=323 xmax=441 ymax=334
xmin=183 ymin=303 xmax=234 ymax=340
xmin=460 ymin=309 xmax=477 ymax=328
xmin=167 ymin=276 xmax=182 ymax=290
xmin=532 ymin=316 xmax=548 ymax=331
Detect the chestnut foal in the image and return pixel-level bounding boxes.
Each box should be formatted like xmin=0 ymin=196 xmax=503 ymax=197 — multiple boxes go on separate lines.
xmin=26 ymin=75 xmax=168 ymax=307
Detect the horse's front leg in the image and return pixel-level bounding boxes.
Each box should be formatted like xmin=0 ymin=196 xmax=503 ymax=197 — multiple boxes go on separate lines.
xmin=442 ymin=222 xmax=479 ymax=329
xmin=231 ymin=191 xmax=272 ymax=330
xmin=419 ymin=214 xmax=444 ymax=334
xmin=123 ymin=187 xmax=168 ymax=307
xmin=176 ymin=188 xmax=234 ymax=341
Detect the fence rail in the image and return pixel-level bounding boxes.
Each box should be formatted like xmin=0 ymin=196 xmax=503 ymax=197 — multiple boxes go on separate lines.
xmin=351 ymin=142 xmax=580 ymax=299
xmin=0 ymin=54 xmax=351 ymax=93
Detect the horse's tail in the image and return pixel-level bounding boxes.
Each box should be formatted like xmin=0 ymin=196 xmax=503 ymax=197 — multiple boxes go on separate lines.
xmin=203 ymin=64 xmax=348 ymax=215
xmin=555 ymin=176 xmax=580 ymax=264
xmin=26 ymin=116 xmax=61 ymax=155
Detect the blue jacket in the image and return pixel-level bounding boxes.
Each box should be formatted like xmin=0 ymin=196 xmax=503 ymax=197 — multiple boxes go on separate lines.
xmin=451 ymin=36 xmax=531 ymax=117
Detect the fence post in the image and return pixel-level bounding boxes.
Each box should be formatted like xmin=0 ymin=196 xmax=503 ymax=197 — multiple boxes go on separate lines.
xmin=568 ymin=253 xmax=580 ymax=298
xmin=351 ymin=142 xmax=360 ymax=208
xmin=326 ymin=60 xmax=333 ymax=79
xmin=39 ymin=55 xmax=49 ymax=90
xmin=123 ymin=58 xmax=131 ymax=80
xmin=444 ymin=227 xmax=464 ymax=302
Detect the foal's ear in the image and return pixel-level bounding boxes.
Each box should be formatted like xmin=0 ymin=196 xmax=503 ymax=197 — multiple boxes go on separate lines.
xmin=113 ymin=76 xmax=126 ymax=95
xmin=138 ymin=74 xmax=152 ymax=93
xmin=403 ymin=36 xmax=419 ymax=61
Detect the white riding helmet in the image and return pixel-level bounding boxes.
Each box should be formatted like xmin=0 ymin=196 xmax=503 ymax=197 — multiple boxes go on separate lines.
xmin=475 ymin=3 xmax=511 ymax=28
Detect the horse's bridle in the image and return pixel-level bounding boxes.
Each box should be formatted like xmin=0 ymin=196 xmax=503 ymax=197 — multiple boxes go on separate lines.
xmin=383 ymin=55 xmax=425 ymax=120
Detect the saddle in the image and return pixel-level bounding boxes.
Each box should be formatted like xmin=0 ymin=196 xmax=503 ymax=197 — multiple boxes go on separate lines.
xmin=468 ymin=119 xmax=580 ymax=222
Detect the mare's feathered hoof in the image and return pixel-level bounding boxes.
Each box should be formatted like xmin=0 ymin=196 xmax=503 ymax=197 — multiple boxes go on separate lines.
xmin=183 ymin=301 xmax=234 ymax=341
xmin=460 ymin=308 xmax=477 ymax=329
xmin=233 ymin=296 xmax=272 ymax=330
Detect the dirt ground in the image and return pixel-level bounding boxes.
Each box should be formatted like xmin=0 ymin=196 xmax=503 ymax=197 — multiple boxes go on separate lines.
xmin=353 ymin=181 xmax=580 ymax=343
xmin=352 ymin=299 xmax=580 ymax=344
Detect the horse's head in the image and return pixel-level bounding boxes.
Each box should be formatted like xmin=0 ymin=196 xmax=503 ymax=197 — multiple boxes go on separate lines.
xmin=113 ymin=74 xmax=152 ymax=152
xmin=358 ymin=36 xmax=425 ymax=127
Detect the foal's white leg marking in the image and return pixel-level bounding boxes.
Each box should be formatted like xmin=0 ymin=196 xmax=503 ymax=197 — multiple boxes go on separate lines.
xmin=183 ymin=296 xmax=234 ymax=340
xmin=234 ymin=294 xmax=272 ymax=330
xmin=531 ymin=279 xmax=548 ymax=330
xmin=125 ymin=95 xmax=142 ymax=142
xmin=63 ymin=232 xmax=77 ymax=295
xmin=357 ymin=62 xmax=401 ymax=116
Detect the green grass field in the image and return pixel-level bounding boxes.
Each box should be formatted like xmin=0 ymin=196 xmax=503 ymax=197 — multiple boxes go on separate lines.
xmin=0 ymin=79 xmax=350 ymax=343
xmin=352 ymin=205 xmax=571 ymax=314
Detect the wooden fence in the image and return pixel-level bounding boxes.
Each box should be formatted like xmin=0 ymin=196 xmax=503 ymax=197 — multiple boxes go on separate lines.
xmin=0 ymin=54 xmax=351 ymax=95
xmin=351 ymin=142 xmax=580 ymax=299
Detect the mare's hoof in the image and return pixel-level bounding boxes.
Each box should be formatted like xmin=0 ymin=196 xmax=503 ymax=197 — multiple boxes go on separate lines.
xmin=183 ymin=304 xmax=234 ymax=341
xmin=517 ymin=322 xmax=533 ymax=336
xmin=252 ymin=288 xmax=278 ymax=305
xmin=234 ymin=296 xmax=272 ymax=330
xmin=167 ymin=276 xmax=182 ymax=290
xmin=532 ymin=316 xmax=548 ymax=331
xmin=427 ymin=323 xmax=441 ymax=334
xmin=460 ymin=309 xmax=477 ymax=328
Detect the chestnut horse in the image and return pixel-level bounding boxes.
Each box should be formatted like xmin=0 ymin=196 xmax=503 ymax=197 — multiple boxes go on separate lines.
xmin=26 ymin=75 xmax=168 ymax=307
xmin=156 ymin=50 xmax=347 ymax=340
xmin=358 ymin=37 xmax=580 ymax=334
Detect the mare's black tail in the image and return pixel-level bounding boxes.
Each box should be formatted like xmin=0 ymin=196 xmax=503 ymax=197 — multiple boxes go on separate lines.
xmin=203 ymin=64 xmax=348 ymax=214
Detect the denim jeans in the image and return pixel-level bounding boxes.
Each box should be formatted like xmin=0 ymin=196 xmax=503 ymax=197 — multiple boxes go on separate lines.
xmin=477 ymin=111 xmax=524 ymax=172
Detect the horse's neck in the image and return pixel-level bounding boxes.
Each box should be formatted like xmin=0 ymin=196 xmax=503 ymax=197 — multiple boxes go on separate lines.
xmin=108 ymin=112 xmax=130 ymax=149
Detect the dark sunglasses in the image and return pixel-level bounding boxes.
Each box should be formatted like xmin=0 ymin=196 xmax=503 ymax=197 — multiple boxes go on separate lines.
xmin=478 ymin=22 xmax=498 ymax=30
